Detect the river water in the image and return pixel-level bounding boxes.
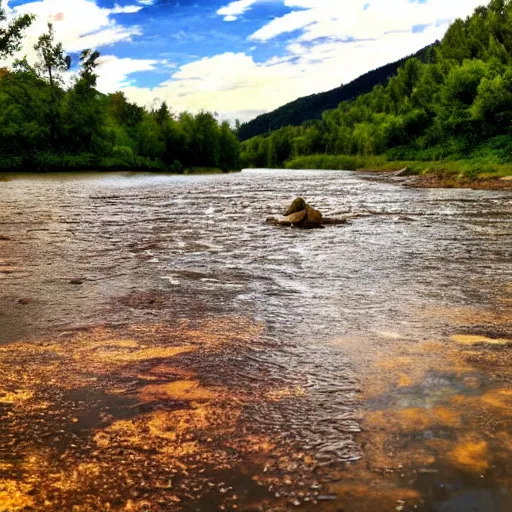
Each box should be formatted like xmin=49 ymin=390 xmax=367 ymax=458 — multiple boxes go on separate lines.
xmin=0 ymin=169 xmax=511 ymax=511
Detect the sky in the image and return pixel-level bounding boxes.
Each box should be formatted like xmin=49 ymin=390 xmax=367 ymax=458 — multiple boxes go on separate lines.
xmin=3 ymin=0 xmax=486 ymax=123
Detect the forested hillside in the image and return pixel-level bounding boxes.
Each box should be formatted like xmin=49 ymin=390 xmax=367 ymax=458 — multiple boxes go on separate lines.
xmin=241 ymin=0 xmax=512 ymax=179
xmin=0 ymin=4 xmax=240 ymax=173
xmin=237 ymin=44 xmax=437 ymax=141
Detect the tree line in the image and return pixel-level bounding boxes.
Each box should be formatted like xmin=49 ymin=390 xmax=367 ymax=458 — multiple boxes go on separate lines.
xmin=241 ymin=0 xmax=512 ymax=174
xmin=0 ymin=2 xmax=240 ymax=172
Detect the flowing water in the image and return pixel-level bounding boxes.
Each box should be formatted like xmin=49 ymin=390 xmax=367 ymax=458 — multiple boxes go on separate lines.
xmin=0 ymin=169 xmax=511 ymax=511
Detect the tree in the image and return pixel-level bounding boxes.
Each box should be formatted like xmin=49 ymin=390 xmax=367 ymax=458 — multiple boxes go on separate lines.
xmin=0 ymin=0 xmax=33 ymax=58
xmin=34 ymin=23 xmax=71 ymax=145
xmin=472 ymin=68 xmax=512 ymax=133
xmin=79 ymin=49 xmax=100 ymax=88
xmin=219 ymin=121 xmax=240 ymax=171
xmin=64 ymin=49 xmax=107 ymax=153
xmin=34 ymin=23 xmax=71 ymax=95
xmin=154 ymin=101 xmax=170 ymax=125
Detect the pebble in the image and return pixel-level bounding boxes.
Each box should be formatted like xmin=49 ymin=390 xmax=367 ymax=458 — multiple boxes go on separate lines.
xmin=317 ymin=495 xmax=337 ymax=501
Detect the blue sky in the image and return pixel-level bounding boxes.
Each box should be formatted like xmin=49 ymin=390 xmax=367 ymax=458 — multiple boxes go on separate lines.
xmin=4 ymin=0 xmax=486 ymax=122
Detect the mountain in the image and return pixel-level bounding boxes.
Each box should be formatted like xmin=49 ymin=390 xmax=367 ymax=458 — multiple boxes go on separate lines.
xmin=237 ymin=43 xmax=438 ymax=142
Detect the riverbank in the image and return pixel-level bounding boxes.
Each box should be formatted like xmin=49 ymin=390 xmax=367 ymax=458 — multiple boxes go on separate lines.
xmin=285 ymin=155 xmax=512 ymax=190
xmin=0 ymin=167 xmax=240 ymax=181
xmin=362 ymin=169 xmax=512 ymax=191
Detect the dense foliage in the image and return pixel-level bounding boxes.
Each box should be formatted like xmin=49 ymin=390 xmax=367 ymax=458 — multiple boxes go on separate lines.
xmin=238 ymin=44 xmax=437 ymax=142
xmin=0 ymin=6 xmax=240 ymax=172
xmin=241 ymin=0 xmax=512 ymax=176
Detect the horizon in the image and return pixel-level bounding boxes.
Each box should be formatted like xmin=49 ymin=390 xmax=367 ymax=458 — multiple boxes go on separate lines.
xmin=3 ymin=0 xmax=486 ymax=122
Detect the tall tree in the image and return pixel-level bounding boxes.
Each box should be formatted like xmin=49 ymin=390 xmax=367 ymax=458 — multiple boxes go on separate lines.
xmin=64 ymin=49 xmax=107 ymax=153
xmin=34 ymin=22 xmax=71 ymax=98
xmin=34 ymin=23 xmax=71 ymax=146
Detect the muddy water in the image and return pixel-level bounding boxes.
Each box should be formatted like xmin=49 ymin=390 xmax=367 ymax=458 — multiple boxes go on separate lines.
xmin=0 ymin=169 xmax=511 ymax=511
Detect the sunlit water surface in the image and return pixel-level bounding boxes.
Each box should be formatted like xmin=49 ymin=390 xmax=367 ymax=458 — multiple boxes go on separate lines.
xmin=0 ymin=169 xmax=511 ymax=511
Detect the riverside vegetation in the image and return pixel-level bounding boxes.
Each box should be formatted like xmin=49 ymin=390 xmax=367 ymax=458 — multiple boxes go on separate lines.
xmin=0 ymin=2 xmax=240 ymax=173
xmin=240 ymin=0 xmax=512 ymax=184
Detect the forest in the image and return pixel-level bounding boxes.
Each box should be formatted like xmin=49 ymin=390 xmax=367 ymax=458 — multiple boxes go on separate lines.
xmin=241 ymin=0 xmax=512 ymax=179
xmin=0 ymin=3 xmax=240 ymax=173
xmin=237 ymin=43 xmax=437 ymax=142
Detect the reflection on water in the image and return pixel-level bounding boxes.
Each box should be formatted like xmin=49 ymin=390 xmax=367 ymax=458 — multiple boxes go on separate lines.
xmin=0 ymin=169 xmax=511 ymax=511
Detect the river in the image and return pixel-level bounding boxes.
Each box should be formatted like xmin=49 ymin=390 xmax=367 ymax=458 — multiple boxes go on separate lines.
xmin=0 ymin=169 xmax=511 ymax=511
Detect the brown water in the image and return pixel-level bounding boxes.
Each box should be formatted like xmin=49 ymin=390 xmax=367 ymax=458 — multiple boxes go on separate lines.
xmin=0 ymin=169 xmax=511 ymax=511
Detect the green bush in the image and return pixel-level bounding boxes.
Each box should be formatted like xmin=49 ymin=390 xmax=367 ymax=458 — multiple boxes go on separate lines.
xmin=170 ymin=159 xmax=184 ymax=173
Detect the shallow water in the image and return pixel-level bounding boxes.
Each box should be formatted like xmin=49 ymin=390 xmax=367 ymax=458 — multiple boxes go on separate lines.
xmin=0 ymin=169 xmax=511 ymax=511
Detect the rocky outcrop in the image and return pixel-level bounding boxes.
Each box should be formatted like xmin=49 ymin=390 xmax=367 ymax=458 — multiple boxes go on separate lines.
xmin=267 ymin=198 xmax=346 ymax=229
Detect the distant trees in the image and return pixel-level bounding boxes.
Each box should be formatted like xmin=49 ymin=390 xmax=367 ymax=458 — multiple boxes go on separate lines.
xmin=241 ymin=0 xmax=512 ymax=168
xmin=0 ymin=8 xmax=240 ymax=172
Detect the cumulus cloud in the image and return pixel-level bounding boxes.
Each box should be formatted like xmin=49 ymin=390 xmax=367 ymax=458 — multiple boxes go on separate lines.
xmin=119 ymin=25 xmax=435 ymax=122
xmin=96 ymin=54 xmax=159 ymax=92
xmin=120 ymin=0 xmax=486 ymax=121
xmin=5 ymin=0 xmax=143 ymax=56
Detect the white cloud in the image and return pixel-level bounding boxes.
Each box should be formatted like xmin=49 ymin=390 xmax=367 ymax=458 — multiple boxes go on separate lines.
xmin=119 ymin=27 xmax=431 ymax=122
xmin=5 ymin=0 xmax=143 ymax=57
xmin=110 ymin=4 xmax=143 ymax=15
xmin=95 ymin=54 xmax=158 ymax=92
xmin=250 ymin=0 xmax=486 ymax=42
xmin=217 ymin=0 xmax=261 ymax=21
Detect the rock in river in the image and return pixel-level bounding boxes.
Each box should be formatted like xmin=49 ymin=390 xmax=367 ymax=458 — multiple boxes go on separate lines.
xmin=268 ymin=198 xmax=338 ymax=229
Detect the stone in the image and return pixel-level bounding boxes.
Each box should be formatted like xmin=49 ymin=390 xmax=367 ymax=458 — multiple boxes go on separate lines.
xmin=285 ymin=209 xmax=307 ymax=225
xmin=285 ymin=198 xmax=306 ymax=216
xmin=0 ymin=235 xmax=11 ymax=241
xmin=303 ymin=205 xmax=323 ymax=228
xmin=270 ymin=198 xmax=347 ymax=229
xmin=70 ymin=279 xmax=84 ymax=285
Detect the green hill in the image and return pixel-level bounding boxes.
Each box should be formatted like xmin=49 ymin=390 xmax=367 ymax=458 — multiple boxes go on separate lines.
xmin=237 ymin=44 xmax=438 ymax=142
xmin=240 ymin=0 xmax=512 ymax=182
